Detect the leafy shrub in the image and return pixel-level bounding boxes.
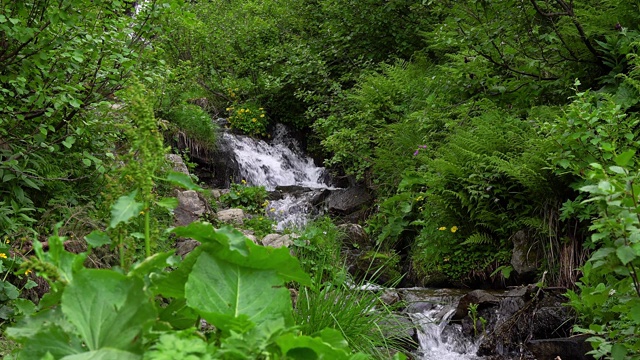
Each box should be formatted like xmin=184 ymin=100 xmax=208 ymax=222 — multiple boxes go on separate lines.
xmin=220 ymin=182 xmax=269 ymax=214
xmin=242 ymin=216 xmax=276 ymax=238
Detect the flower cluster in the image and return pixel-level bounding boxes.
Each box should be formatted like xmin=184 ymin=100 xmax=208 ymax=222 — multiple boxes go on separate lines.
xmin=226 ymin=102 xmax=268 ymax=137
xmin=438 ymin=226 xmax=458 ymax=233
xmin=413 ymin=144 xmax=428 ymax=156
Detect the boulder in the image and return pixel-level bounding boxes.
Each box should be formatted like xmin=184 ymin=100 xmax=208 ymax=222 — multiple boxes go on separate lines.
xmin=262 ymin=234 xmax=294 ymax=248
xmin=166 ymin=154 xmax=190 ymax=175
xmin=453 ymin=289 xmax=500 ymax=320
xmin=326 ymin=186 xmax=372 ymax=215
xmin=527 ymin=335 xmax=593 ymax=360
xmin=175 ymin=190 xmax=206 ymax=226
xmin=217 ymin=208 xmax=245 ymax=225
xmin=511 ymin=230 xmax=539 ymax=277
xmin=337 ymin=223 xmax=371 ymax=249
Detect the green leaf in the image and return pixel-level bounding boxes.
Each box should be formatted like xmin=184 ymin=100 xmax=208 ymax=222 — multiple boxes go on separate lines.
xmin=12 ymin=322 xmax=84 ymax=360
xmin=128 ymin=251 xmax=176 ymax=279
xmin=62 ymin=136 xmax=76 ymax=149
xmin=61 ymin=349 xmax=141 ymax=360
xmin=155 ymin=197 xmax=178 ymax=211
xmin=172 ymin=224 xmax=311 ymax=286
xmin=630 ymin=304 xmax=640 ymax=324
xmin=611 ymin=343 xmax=627 ymax=360
xmin=616 ymin=245 xmax=636 ymax=265
xmin=82 ymin=158 xmax=92 ymax=167
xmin=614 ymin=150 xmax=635 ymax=167
xmin=609 ymin=166 xmax=626 ymax=174
xmin=61 ymin=269 xmax=157 ymax=352
xmin=84 ymin=230 xmax=111 ymax=247
xmin=166 ymin=172 xmax=202 ymax=191
xmin=109 ymin=191 xmax=143 ymax=229
xmin=185 ymin=251 xmax=293 ymax=331
xmin=276 ymin=329 xmax=354 ymax=359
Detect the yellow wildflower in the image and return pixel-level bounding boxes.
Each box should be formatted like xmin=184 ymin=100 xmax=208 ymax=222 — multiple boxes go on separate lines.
xmin=270 ymin=208 xmax=276 ymax=212
xmin=5 ymin=238 xmax=9 ymax=244
xmin=252 ymin=118 xmax=257 ymax=122
xmin=241 ymin=179 xmax=246 ymax=184
xmin=140 ymin=211 xmax=145 ymax=215
xmin=438 ymin=227 xmax=446 ymax=231
xmin=25 ymin=269 xmax=32 ymax=276
xmin=260 ymin=114 xmax=265 ymax=118
xmin=416 ymin=195 xmax=423 ymax=201
xmin=0 ymin=253 xmax=7 ymax=259
xmin=451 ymin=226 xmax=458 ymax=233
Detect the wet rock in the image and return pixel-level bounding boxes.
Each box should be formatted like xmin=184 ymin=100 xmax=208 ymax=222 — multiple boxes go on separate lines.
xmin=477 ymin=286 xmax=575 ymax=359
xmin=326 ymin=186 xmax=372 ymax=215
xmin=453 ymin=289 xmax=500 ymax=320
xmin=240 ymin=229 xmax=258 ymax=244
xmin=166 ymin=154 xmax=190 ymax=175
xmin=217 ymin=208 xmax=245 ymax=225
xmin=262 ymin=234 xmax=294 ymax=248
xmin=175 ymin=190 xmax=206 ymax=226
xmin=527 ymin=335 xmax=593 ymax=360
xmin=337 ymin=223 xmax=371 ymax=249
xmin=511 ymin=230 xmax=539 ymax=277
xmin=380 ymin=290 xmax=401 ymax=306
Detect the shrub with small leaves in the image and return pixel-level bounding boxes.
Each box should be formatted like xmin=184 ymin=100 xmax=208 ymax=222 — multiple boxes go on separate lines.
xmin=220 ymin=182 xmax=269 ymax=214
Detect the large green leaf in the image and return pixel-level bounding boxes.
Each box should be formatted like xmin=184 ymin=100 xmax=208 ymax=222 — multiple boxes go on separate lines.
xmin=276 ymin=328 xmax=358 ymax=359
xmin=61 ymin=269 xmax=157 ymax=352
xmin=11 ymin=323 xmax=84 ymax=360
xmin=185 ymin=252 xmax=293 ymax=331
xmin=60 ymin=349 xmax=141 ymax=360
xmin=109 ymin=190 xmax=143 ymax=229
xmin=172 ymin=223 xmax=311 ymax=286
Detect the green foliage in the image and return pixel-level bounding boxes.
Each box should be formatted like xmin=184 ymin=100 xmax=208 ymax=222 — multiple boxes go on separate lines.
xmin=242 ymin=216 xmax=276 ymax=239
xmin=551 ymin=85 xmax=640 ymax=359
xmin=293 ymin=217 xmax=346 ymax=283
xmin=0 ymin=0 xmax=173 ymax=238
xmin=227 ymin=102 xmax=268 ymax=137
xmin=7 ymin=220 xmax=380 ymax=359
xmin=220 ymin=182 xmax=269 ymax=214
xmin=0 ymin=242 xmax=36 ymax=331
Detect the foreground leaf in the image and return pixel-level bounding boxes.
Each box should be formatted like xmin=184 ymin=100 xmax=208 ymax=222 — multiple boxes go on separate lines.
xmin=185 ymin=252 xmax=293 ymax=331
xmin=61 ymin=269 xmax=156 ymax=352
xmin=109 ymin=191 xmax=143 ymax=229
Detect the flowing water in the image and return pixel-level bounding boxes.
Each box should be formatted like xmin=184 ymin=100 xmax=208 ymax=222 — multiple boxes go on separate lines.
xmin=218 ymin=125 xmax=487 ymax=357
xmin=218 ymin=123 xmax=332 ymax=229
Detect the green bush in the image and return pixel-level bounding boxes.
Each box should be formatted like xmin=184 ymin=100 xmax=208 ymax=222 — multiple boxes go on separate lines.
xmin=220 ymin=182 xmax=269 ymax=214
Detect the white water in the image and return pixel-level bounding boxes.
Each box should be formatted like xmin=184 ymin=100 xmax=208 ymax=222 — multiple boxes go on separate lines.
xmin=410 ymin=304 xmax=482 ymax=360
xmin=219 ymin=123 xmax=332 ymax=230
xmin=219 ymin=124 xmax=329 ymax=191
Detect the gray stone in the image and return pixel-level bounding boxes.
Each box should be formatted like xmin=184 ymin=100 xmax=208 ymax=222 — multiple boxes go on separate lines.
xmin=166 ymin=154 xmax=190 ymax=175
xmin=175 ymin=190 xmax=206 ymax=226
xmin=217 ymin=208 xmax=245 ymax=225
xmin=453 ymin=289 xmax=500 ymax=320
xmin=527 ymin=335 xmax=592 ymax=360
xmin=511 ymin=230 xmax=539 ymax=276
xmin=211 ymin=189 xmax=222 ymax=199
xmin=326 ymin=186 xmax=372 ymax=214
xmin=380 ymin=290 xmax=401 ymax=306
xmin=262 ymin=234 xmax=294 ymax=248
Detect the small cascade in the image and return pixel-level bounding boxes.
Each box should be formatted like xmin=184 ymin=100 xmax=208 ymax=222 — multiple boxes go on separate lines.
xmin=410 ymin=304 xmax=482 ymax=360
xmin=401 ymin=289 xmax=484 ymax=360
xmin=217 ymin=123 xmax=333 ymax=230
xmin=218 ymin=124 xmax=330 ymax=191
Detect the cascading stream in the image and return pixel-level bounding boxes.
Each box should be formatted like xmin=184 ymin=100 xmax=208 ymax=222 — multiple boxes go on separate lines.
xmin=218 ymin=123 xmax=333 ymax=229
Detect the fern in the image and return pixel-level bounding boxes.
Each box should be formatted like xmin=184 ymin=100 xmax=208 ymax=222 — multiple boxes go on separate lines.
xmin=461 ymin=233 xmax=494 ymax=246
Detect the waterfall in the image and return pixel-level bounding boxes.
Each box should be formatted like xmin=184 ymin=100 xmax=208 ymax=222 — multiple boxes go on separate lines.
xmin=402 ymin=289 xmax=484 ymax=359
xmin=218 ymin=124 xmax=330 ymax=191
xmin=218 ymin=123 xmax=333 ymax=230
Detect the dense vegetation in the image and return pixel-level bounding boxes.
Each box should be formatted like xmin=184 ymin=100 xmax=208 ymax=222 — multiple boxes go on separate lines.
xmin=2 ymin=0 xmax=640 ymax=358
